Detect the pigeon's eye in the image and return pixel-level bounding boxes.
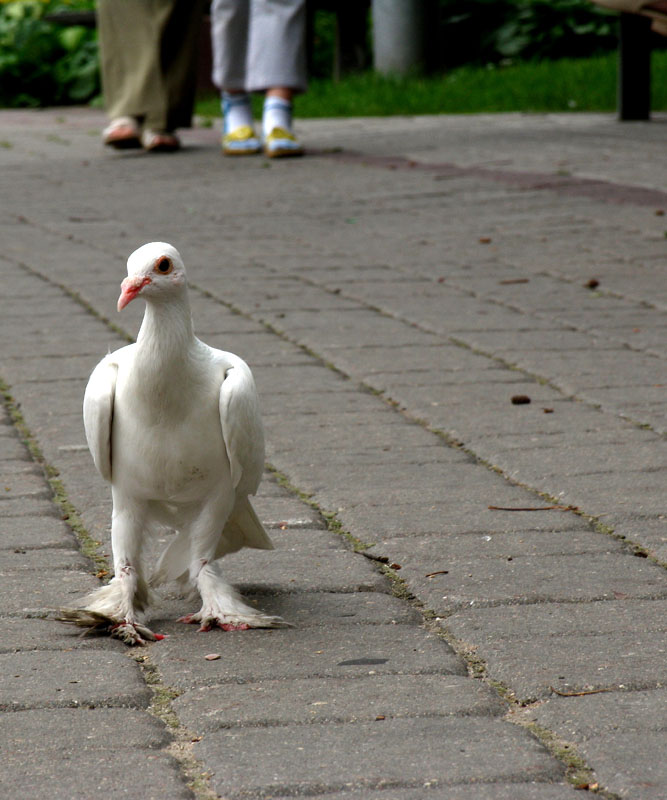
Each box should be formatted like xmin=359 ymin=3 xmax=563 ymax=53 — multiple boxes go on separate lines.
xmin=154 ymin=256 xmax=173 ymax=275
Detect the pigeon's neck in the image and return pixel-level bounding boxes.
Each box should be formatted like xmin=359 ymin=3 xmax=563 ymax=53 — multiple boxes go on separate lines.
xmin=136 ymin=292 xmax=196 ymax=367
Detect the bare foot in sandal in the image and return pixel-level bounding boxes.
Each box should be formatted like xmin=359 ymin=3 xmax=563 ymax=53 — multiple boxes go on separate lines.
xmin=141 ymin=129 xmax=181 ymax=153
xmin=102 ymin=117 xmax=142 ymax=149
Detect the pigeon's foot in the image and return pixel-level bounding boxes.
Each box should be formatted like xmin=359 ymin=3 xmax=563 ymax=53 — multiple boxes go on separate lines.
xmin=191 ymin=563 xmax=292 ymax=632
xmin=110 ymin=619 xmax=166 ymax=645
xmin=177 ymin=608 xmax=288 ymax=632
xmin=178 ymin=612 xmax=250 ymax=632
xmin=56 ymin=608 xmax=165 ymax=646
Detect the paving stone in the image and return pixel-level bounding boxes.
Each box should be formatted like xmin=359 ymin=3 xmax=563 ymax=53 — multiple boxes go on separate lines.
xmin=0 ymin=354 xmax=98 ymax=383
xmin=150 ymin=622 xmax=465 ymax=690
xmin=174 ymin=673 xmax=503 ymax=731
xmin=265 ymin=308 xmax=438 ymax=349
xmin=531 ymin=689 xmax=667 ymax=738
xmin=1 ymin=751 xmax=193 ymax=800
xmin=0 ymin=495 xmax=61 ymax=517
xmin=264 ymin=784 xmax=580 ymax=800
xmin=445 ymin=598 xmax=667 ymax=639
xmin=196 ymin=717 xmax=562 ymax=798
xmin=475 ymin=431 xmax=666 ymax=477
xmin=250 ymin=496 xmax=325 ymax=529
xmin=1 ymin=548 xmax=92 ymax=571
xmin=0 ymin=514 xmax=79 ymax=550
xmin=574 ymin=734 xmax=667 ymax=800
xmin=0 ymin=708 xmax=191 ymax=800
xmin=0 ymin=464 xmax=48 ymax=493
xmin=220 ymin=544 xmax=387 ymax=595
xmin=335 ymin=501 xmax=590 ymax=542
xmin=265 ymin=526 xmax=357 ymax=552
xmin=0 ymin=616 xmax=122 ymax=653
xmin=611 ymin=514 xmax=667 ymax=563
xmin=444 ymin=602 xmax=667 ymax=700
xmin=0 ymin=571 xmax=99 ymax=614
xmin=0 ymin=650 xmax=151 ymax=710
xmin=368 ymin=527 xmax=619 ymax=566
xmin=389 ymin=552 xmax=666 ymax=613
xmin=302 ymin=469 xmax=546 ymax=511
xmin=1 ymin=706 xmax=169 ymax=749
xmin=467 ymin=629 xmax=666 ymax=700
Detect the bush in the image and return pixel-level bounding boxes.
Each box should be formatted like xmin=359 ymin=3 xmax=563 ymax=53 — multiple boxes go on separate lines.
xmin=0 ymin=0 xmax=99 ymax=107
xmin=435 ymin=0 xmax=619 ymax=69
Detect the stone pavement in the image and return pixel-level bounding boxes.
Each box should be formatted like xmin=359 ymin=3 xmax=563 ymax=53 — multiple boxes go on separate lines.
xmin=0 ymin=107 xmax=665 ymax=799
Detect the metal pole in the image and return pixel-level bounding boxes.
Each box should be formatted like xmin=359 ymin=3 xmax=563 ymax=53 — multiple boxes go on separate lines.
xmin=372 ymin=0 xmax=426 ymax=75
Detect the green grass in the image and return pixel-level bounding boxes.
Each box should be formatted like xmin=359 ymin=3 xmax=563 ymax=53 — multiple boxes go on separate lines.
xmin=196 ymin=52 xmax=667 ymax=119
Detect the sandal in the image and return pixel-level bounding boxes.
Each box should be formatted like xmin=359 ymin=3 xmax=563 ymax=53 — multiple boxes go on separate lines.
xmin=141 ymin=129 xmax=181 ymax=153
xmin=102 ymin=117 xmax=142 ymax=149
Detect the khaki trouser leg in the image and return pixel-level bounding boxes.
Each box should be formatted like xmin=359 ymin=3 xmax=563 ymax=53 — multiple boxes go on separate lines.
xmin=98 ymin=0 xmax=203 ymax=131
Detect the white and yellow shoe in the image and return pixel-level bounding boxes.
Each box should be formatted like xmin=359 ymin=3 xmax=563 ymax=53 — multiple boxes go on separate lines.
xmin=222 ymin=125 xmax=261 ymax=156
xmin=263 ymin=127 xmax=304 ymax=158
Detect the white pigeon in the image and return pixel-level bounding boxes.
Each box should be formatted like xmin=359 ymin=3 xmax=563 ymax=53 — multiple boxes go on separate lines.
xmin=60 ymin=242 xmax=285 ymax=644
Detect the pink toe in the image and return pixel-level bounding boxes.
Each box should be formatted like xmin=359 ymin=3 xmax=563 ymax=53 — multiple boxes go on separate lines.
xmin=219 ymin=622 xmax=250 ymax=632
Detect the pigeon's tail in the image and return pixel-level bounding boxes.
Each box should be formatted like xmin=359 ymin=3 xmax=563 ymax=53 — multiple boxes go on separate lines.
xmin=221 ymin=497 xmax=274 ymax=553
xmin=150 ymin=529 xmax=190 ymax=588
xmin=149 ymin=498 xmax=273 ymax=589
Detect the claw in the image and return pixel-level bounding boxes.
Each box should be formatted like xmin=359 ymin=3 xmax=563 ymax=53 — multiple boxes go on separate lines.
xmin=56 ymin=608 xmax=164 ymax=647
xmin=178 ymin=612 xmax=260 ymax=632
xmin=111 ymin=621 xmax=147 ymax=646
xmin=110 ymin=620 xmax=165 ymax=645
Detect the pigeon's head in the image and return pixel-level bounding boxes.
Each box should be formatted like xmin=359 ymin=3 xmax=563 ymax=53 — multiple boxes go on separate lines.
xmin=118 ymin=242 xmax=187 ymax=311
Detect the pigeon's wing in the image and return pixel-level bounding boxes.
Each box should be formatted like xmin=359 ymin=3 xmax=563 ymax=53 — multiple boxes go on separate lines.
xmin=218 ymin=357 xmax=265 ymax=494
xmin=83 ymin=355 xmax=118 ymax=483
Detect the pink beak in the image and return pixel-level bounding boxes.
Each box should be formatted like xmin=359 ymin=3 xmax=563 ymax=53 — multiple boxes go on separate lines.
xmin=117 ymin=276 xmax=151 ymax=311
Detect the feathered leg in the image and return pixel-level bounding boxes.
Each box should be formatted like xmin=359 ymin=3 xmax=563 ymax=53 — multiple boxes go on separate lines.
xmin=59 ymin=492 xmax=163 ymax=645
xmin=178 ymin=498 xmax=288 ymax=632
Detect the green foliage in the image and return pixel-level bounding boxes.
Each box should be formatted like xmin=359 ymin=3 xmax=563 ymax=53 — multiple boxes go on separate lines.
xmin=436 ymin=0 xmax=619 ymax=68
xmin=0 ymin=0 xmax=99 ymax=107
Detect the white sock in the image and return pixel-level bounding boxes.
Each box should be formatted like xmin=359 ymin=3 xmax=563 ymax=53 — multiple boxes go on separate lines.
xmin=222 ymin=92 xmax=254 ymax=134
xmin=262 ymin=96 xmax=293 ymax=138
